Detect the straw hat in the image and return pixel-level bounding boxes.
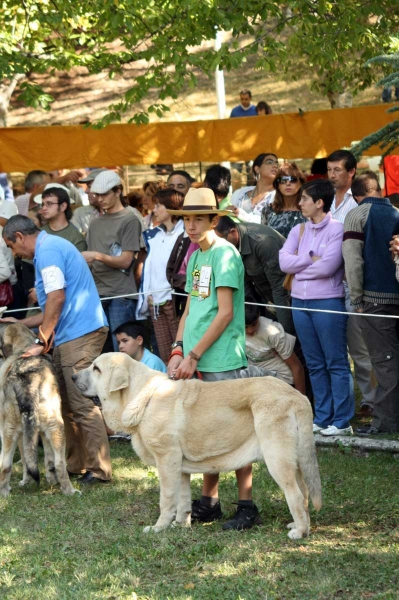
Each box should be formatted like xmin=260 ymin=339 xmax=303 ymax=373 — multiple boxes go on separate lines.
xmin=166 ymin=188 xmax=232 ymax=216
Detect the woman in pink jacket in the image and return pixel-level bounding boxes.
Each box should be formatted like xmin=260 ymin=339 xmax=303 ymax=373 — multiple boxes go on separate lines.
xmin=279 ymin=179 xmax=354 ymax=436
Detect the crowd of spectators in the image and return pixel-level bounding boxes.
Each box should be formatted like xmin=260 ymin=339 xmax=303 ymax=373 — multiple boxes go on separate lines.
xmin=1 ymin=142 xmax=398 ymax=525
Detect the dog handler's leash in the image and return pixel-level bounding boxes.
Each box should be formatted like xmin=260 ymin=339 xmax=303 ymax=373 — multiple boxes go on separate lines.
xmin=38 ymin=327 xmax=55 ymax=354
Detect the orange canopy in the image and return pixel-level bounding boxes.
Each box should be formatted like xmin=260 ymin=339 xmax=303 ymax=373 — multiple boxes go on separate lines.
xmin=0 ymin=103 xmax=397 ymax=172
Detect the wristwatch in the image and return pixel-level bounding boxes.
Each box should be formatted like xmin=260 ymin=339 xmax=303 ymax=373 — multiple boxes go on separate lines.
xmin=34 ymin=338 xmax=45 ymax=346
xmin=171 ymin=341 xmax=183 ymax=350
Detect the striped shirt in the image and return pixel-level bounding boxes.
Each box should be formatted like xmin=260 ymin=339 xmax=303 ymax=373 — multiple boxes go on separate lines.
xmin=331 ymin=190 xmax=357 ymax=224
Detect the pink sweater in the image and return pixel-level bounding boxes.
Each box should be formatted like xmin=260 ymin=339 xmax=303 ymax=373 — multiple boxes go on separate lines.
xmin=279 ymin=212 xmax=345 ymax=300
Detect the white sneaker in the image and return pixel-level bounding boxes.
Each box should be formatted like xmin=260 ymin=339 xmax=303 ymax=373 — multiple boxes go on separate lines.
xmin=320 ymin=425 xmax=353 ymax=436
xmin=313 ymin=424 xmax=323 ymax=433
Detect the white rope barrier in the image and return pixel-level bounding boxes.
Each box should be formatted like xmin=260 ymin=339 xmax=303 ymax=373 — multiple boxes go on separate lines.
xmin=4 ymin=286 xmax=399 ymax=320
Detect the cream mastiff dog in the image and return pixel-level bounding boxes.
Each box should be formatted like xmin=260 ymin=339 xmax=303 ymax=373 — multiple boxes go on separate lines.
xmin=73 ymin=352 xmax=322 ymax=538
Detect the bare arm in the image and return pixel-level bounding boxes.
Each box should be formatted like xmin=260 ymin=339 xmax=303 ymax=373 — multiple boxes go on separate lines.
xmin=82 ymin=250 xmax=135 ymax=270
xmin=167 ymin=295 xmax=190 ymax=377
xmin=21 ymin=290 xmax=65 ymax=357
xmin=283 ymin=352 xmax=306 ymax=395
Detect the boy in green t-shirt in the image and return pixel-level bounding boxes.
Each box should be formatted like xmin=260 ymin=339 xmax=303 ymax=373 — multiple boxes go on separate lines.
xmin=167 ymin=188 xmax=260 ymax=531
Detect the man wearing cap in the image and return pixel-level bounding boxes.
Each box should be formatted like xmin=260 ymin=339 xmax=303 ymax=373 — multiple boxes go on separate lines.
xmin=167 ymin=188 xmax=260 ymax=531
xmin=83 ymin=170 xmax=142 ymax=350
xmin=1 ymin=215 xmax=111 ymax=484
xmin=37 ymin=184 xmax=87 ymax=252
xmin=71 ymin=169 xmax=107 ymax=236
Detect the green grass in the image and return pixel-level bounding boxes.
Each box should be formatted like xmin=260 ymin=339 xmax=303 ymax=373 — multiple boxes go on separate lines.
xmin=1 ymin=443 xmax=398 ymax=600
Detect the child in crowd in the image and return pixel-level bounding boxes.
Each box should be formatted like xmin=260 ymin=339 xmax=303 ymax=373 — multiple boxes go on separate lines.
xmin=114 ymin=321 xmax=166 ymax=373
xmin=244 ymin=304 xmax=306 ymax=394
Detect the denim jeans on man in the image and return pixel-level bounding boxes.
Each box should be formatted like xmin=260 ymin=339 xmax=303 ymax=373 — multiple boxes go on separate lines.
xmin=102 ymin=297 xmax=137 ymax=351
xmin=292 ymin=297 xmax=354 ymax=429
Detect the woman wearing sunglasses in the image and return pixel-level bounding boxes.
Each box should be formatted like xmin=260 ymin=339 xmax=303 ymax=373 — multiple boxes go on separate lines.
xmin=228 ymin=153 xmax=279 ymax=223
xmin=262 ymin=163 xmax=307 ymax=238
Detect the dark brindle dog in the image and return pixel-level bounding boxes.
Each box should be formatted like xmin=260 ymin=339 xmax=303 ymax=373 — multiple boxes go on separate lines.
xmin=0 ymin=322 xmax=77 ymax=496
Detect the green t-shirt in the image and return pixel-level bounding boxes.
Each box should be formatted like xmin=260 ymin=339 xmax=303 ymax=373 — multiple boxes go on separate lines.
xmin=42 ymin=223 xmax=87 ymax=252
xmin=184 ymin=236 xmax=247 ymax=372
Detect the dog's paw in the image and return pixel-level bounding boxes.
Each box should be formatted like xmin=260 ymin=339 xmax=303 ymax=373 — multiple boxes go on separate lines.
xmin=286 ymin=522 xmax=295 ymax=530
xmin=18 ymin=478 xmax=33 ymax=487
xmin=45 ymin=474 xmax=58 ymax=486
xmin=0 ymin=486 xmax=10 ymax=497
xmin=143 ymin=525 xmax=165 ymax=533
xmin=287 ymin=528 xmax=308 ymax=540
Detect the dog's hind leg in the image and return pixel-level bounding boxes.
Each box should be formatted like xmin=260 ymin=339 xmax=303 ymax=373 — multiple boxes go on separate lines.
xmin=143 ymin=451 xmax=183 ymax=533
xmin=175 ymin=473 xmax=191 ymax=528
xmin=286 ymin=468 xmax=310 ymax=533
xmin=18 ymin=437 xmax=37 ymax=487
xmin=0 ymin=427 xmax=19 ymax=496
xmin=259 ymin=435 xmax=310 ymax=539
xmin=46 ymin=424 xmax=79 ymax=495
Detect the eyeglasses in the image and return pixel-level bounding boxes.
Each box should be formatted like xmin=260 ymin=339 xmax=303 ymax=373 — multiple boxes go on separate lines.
xmin=276 ymin=176 xmax=300 ymax=184
xmin=41 ymin=201 xmax=60 ymax=208
xmin=262 ymin=159 xmax=279 ymax=167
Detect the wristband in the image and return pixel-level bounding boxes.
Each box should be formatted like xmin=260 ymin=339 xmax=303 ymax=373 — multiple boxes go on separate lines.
xmin=189 ymin=350 xmax=201 ymax=362
xmin=168 ymin=349 xmax=183 ymax=362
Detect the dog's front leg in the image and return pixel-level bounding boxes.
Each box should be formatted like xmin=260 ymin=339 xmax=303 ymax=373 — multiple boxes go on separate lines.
xmin=175 ymin=472 xmax=191 ymax=528
xmin=143 ymin=453 xmax=183 ymax=533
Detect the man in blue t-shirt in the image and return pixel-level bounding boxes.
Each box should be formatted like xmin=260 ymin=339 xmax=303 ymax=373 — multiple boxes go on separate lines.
xmin=2 ymin=215 xmax=111 ymax=484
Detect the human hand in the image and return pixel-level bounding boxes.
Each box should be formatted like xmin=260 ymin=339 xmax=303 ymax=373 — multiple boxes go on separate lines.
xmin=174 ymin=355 xmax=197 ymax=380
xmin=389 ymin=235 xmax=399 ymax=256
xmin=28 ymin=287 xmax=37 ymax=305
xmin=225 ymin=204 xmax=239 ymax=217
xmin=57 ymin=170 xmax=84 ymax=185
xmin=81 ymin=251 xmax=99 ymax=264
xmin=311 ymin=255 xmax=321 ymax=262
xmin=167 ymin=354 xmax=183 ymax=378
xmin=0 ymin=317 xmax=18 ymax=323
xmin=22 ymin=344 xmax=44 ymax=358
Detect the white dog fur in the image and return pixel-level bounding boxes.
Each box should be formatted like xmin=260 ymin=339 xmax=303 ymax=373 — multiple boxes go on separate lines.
xmin=73 ymin=352 xmax=322 ymax=538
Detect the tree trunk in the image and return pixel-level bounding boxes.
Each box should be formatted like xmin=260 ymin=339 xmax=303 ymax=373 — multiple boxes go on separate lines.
xmin=0 ymin=74 xmax=26 ymax=127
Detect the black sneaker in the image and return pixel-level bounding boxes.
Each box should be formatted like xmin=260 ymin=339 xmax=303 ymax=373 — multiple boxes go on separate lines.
xmin=356 ymin=425 xmax=384 ymax=436
xmin=191 ymin=499 xmax=223 ymax=522
xmin=222 ymin=503 xmax=261 ymax=531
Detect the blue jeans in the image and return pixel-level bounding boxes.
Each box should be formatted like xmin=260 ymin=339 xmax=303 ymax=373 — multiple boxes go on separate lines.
xmin=292 ymin=297 xmax=354 ymax=429
xmin=102 ymin=297 xmax=137 ymax=351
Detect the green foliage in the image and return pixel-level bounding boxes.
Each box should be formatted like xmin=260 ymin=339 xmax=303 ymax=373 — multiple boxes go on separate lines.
xmin=353 ymin=50 xmax=399 ymax=156
xmin=0 ymin=0 xmax=399 ymax=125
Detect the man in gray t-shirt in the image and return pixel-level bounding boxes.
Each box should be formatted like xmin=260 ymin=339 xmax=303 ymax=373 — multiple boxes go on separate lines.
xmin=83 ymin=171 xmax=142 ymax=350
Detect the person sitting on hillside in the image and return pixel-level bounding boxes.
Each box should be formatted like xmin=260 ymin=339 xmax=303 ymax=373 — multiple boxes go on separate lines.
xmin=256 ymin=101 xmax=273 ymax=115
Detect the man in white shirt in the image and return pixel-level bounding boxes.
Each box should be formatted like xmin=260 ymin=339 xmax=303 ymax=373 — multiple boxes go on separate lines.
xmin=327 ymin=149 xmax=376 ymax=415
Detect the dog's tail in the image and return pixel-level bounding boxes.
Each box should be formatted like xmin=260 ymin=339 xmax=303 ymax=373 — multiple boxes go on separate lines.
xmin=12 ymin=369 xmax=41 ymax=485
xmin=297 ymin=405 xmax=322 ymax=511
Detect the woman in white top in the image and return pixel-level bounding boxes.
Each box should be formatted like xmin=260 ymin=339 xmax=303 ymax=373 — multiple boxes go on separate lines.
xmin=228 ymin=153 xmax=279 ymax=223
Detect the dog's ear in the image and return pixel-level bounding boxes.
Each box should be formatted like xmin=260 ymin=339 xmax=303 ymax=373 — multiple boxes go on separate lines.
xmin=109 ymin=365 xmax=129 ymax=392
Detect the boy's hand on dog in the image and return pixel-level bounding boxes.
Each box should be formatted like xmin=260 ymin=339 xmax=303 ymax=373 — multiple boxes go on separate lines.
xmin=22 ymin=344 xmax=45 ymax=358
xmin=174 ymin=356 xmax=197 ymax=380
xmin=167 ymin=354 xmax=183 ymax=379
